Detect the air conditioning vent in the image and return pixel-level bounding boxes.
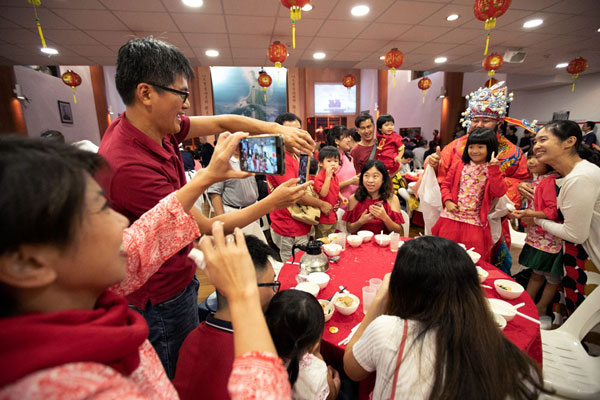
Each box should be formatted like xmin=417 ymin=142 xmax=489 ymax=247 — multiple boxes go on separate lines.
xmin=504 ymin=50 xmax=527 ymax=63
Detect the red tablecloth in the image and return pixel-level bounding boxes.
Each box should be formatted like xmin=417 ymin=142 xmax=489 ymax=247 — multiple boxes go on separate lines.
xmin=279 ymin=240 xmax=542 ymax=384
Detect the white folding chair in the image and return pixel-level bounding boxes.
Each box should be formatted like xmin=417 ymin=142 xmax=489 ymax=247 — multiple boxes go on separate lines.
xmin=400 ymin=209 xmax=410 ymax=237
xmin=540 ymin=287 xmax=600 ymax=399
xmin=509 ymin=221 xmax=527 ymax=275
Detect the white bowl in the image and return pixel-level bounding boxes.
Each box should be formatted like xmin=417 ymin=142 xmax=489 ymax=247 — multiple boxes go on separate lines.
xmin=494 ymin=279 xmax=524 ymax=300
xmin=487 ymin=298 xmax=516 ymax=322
xmin=347 ymin=235 xmax=363 ymax=247
xmin=475 ymin=266 xmax=489 ymax=283
xmin=467 ymin=250 xmax=481 ymax=264
xmin=375 ymin=234 xmax=390 ymax=247
xmin=328 ymin=233 xmax=340 ymax=243
xmin=307 ymin=272 xmax=330 ymax=289
xmin=323 ymin=243 xmax=342 ymax=257
xmin=493 ymin=313 xmax=507 ymax=331
xmin=295 ymin=281 xmax=320 ymax=297
xmin=334 ymin=293 xmax=360 ymax=316
xmin=318 ymin=299 xmax=335 ymax=322
xmin=357 ymin=230 xmax=374 ymax=242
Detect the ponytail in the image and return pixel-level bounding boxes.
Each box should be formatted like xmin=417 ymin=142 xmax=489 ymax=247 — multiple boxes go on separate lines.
xmin=576 ymin=142 xmax=600 ymax=167
xmin=286 ymin=342 xmax=302 ymax=385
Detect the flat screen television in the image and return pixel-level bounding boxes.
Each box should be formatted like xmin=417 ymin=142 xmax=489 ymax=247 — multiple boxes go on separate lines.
xmin=314 ymin=83 xmax=356 ymax=115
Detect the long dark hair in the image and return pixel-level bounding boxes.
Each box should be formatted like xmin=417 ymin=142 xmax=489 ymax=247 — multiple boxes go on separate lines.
xmin=386 ymin=236 xmax=548 ymax=400
xmin=265 ymin=290 xmax=324 ymax=386
xmin=325 ymin=125 xmax=352 ymax=159
xmin=355 ymin=159 xmax=393 ymax=202
xmin=542 ymin=120 xmax=600 ymax=167
xmin=462 ymin=128 xmax=498 ymax=164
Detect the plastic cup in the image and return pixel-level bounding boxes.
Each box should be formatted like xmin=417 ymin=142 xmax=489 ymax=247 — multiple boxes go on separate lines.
xmin=390 ymin=232 xmax=400 ymax=252
xmin=369 ymin=278 xmax=382 ymax=292
xmin=362 ymin=286 xmax=377 ymax=314
xmin=336 ymin=232 xmax=347 ymax=251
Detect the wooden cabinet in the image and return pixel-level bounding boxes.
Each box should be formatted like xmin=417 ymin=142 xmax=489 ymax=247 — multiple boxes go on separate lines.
xmin=306 ymin=116 xmax=347 ymax=142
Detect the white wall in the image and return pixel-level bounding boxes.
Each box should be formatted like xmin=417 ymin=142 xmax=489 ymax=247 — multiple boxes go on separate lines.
xmin=360 ymin=69 xmax=378 ymax=116
xmin=462 ymin=72 xmax=508 ymax=96
xmin=509 ymin=72 xmax=600 ymax=124
xmin=103 ymin=65 xmax=126 ymax=117
xmin=386 ymin=70 xmax=443 ymax=141
xmin=14 ymin=65 xmax=100 ymax=144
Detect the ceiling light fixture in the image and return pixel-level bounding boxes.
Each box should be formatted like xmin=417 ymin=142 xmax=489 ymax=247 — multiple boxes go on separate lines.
xmin=597 ymin=27 xmax=600 ymax=32
xmin=182 ymin=0 xmax=203 ymax=7
xmin=446 ymin=14 xmax=459 ymax=21
xmin=351 ymin=5 xmax=370 ymax=17
xmin=379 ymin=55 xmax=385 ymax=60
xmin=523 ymin=19 xmax=543 ymax=28
xmin=555 ymin=62 xmax=568 ymax=68
xmin=40 ymin=47 xmax=58 ymax=55
xmin=205 ymin=49 xmax=219 ymax=57
xmin=302 ymin=4 xmax=313 ymax=11
xmin=313 ymin=52 xmax=326 ymax=60
xmin=434 ymin=56 xmax=447 ymax=64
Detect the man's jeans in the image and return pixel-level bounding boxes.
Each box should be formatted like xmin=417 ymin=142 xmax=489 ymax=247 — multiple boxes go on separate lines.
xmin=131 ymin=277 xmax=199 ymax=379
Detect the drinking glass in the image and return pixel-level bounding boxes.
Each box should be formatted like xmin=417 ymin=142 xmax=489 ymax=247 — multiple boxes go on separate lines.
xmin=369 ymin=278 xmax=382 ymax=292
xmin=390 ymin=232 xmax=400 ymax=252
xmin=336 ymin=232 xmax=347 ymax=251
xmin=362 ymin=286 xmax=376 ymax=314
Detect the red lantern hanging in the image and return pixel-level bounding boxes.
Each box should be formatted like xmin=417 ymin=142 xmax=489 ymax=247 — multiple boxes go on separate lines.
xmin=280 ymin=0 xmax=310 ymax=49
xmin=484 ymin=77 xmax=499 ymax=88
xmin=473 ymin=0 xmax=511 ymax=55
xmin=257 ymin=69 xmax=272 ymax=102
xmin=61 ymin=70 xmax=82 ymax=104
xmin=482 ymin=53 xmax=503 ymax=77
xmin=417 ymin=77 xmax=432 ymax=104
xmin=267 ymin=41 xmax=287 ymax=68
xmin=342 ymin=74 xmax=356 ymax=90
xmin=566 ymin=57 xmax=588 ymax=92
xmin=384 ymin=48 xmax=404 ymax=88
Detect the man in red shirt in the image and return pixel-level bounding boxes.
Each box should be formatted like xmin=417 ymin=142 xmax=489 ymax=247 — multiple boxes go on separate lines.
xmin=97 ymin=37 xmax=313 ymax=378
xmin=350 ymin=113 xmax=376 ymax=174
xmin=172 ymin=235 xmax=278 ymax=400
xmin=268 ymin=113 xmax=333 ymax=262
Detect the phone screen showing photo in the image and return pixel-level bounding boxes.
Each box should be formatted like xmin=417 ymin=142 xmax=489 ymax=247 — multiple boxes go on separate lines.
xmin=239 ymin=135 xmax=279 ymax=174
xmin=297 ymin=154 xmax=309 ymax=185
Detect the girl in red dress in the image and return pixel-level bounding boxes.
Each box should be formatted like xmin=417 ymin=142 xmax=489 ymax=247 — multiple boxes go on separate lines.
xmin=432 ymin=129 xmax=507 ymax=262
xmin=344 ymin=159 xmax=404 ymax=234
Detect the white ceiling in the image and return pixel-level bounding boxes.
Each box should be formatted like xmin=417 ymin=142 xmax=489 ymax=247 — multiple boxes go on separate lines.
xmin=0 ymin=0 xmax=599 ymax=76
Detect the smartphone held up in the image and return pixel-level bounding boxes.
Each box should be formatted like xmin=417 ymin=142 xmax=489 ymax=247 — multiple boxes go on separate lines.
xmin=239 ymin=134 xmax=285 ymax=175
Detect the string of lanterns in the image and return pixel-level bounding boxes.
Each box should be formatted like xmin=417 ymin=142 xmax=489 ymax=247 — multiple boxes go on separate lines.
xmin=473 ymin=0 xmax=511 ymax=55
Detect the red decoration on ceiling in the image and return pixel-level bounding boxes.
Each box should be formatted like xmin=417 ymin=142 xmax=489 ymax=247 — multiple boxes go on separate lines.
xmin=384 ymin=48 xmax=404 ymax=88
xmin=473 ymin=0 xmax=511 ymax=55
xmin=342 ymin=74 xmax=356 ymax=89
xmin=267 ymin=41 xmax=287 ymax=68
xmin=417 ymin=77 xmax=432 ymax=104
xmin=257 ymin=69 xmax=272 ymax=102
xmin=482 ymin=53 xmax=503 ymax=76
xmin=61 ymin=70 xmax=82 ymax=104
xmin=566 ymin=57 xmax=588 ymax=92
xmin=280 ymin=0 xmax=310 ymax=49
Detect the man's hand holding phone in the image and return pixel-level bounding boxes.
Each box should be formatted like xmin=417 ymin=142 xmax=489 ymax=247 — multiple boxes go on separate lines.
xmin=268 ymin=178 xmax=311 ymax=210
xmin=202 ymin=131 xmax=252 ymax=185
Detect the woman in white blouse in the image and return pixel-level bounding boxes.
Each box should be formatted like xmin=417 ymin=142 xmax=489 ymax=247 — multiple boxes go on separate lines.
xmin=532 ymin=120 xmax=600 ymax=315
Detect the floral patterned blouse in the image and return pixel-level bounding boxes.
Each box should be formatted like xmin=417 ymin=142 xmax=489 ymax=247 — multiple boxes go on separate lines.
xmin=525 ymin=173 xmax=563 ymax=254
xmin=440 ymin=162 xmax=488 ymax=226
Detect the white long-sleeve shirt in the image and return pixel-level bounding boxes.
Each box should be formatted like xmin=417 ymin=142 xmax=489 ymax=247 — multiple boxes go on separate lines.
xmin=536 ymin=159 xmax=600 ymax=266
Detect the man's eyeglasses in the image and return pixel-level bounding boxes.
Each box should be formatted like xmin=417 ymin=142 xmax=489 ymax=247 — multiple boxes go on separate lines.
xmin=146 ymin=82 xmax=189 ymax=104
xmin=258 ymin=280 xmax=281 ymax=293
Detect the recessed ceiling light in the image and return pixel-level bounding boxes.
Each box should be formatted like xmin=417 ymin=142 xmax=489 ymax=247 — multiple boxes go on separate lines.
xmin=182 ymin=0 xmax=203 ymax=7
xmin=379 ymin=55 xmax=385 ymax=60
xmin=205 ymin=49 xmax=219 ymax=57
xmin=313 ymin=52 xmax=326 ymax=60
xmin=523 ymin=19 xmax=543 ymax=28
xmin=434 ymin=56 xmax=447 ymax=64
xmin=302 ymin=4 xmax=313 ymax=11
xmin=597 ymin=27 xmax=600 ymax=32
xmin=555 ymin=62 xmax=568 ymax=68
xmin=40 ymin=47 xmax=58 ymax=55
xmin=446 ymin=14 xmax=459 ymax=21
xmin=351 ymin=5 xmax=370 ymax=17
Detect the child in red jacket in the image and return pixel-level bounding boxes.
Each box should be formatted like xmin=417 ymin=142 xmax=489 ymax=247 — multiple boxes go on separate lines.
xmin=432 ymin=129 xmax=507 ymax=262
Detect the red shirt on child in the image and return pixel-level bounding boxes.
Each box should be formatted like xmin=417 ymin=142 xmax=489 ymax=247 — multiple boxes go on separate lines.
xmin=313 ymin=169 xmax=339 ymax=225
xmin=376 ymin=132 xmax=404 ymax=175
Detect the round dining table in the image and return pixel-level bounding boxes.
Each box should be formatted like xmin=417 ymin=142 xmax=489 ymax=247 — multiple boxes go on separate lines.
xmin=279 ymin=238 xmax=542 ymax=399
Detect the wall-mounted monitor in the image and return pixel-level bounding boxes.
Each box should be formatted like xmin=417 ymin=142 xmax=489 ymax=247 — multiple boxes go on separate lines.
xmin=314 ymin=83 xmax=356 ymax=115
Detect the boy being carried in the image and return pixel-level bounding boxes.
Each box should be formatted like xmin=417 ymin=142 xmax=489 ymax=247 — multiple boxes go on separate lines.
xmin=314 ymin=146 xmax=347 ymax=238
